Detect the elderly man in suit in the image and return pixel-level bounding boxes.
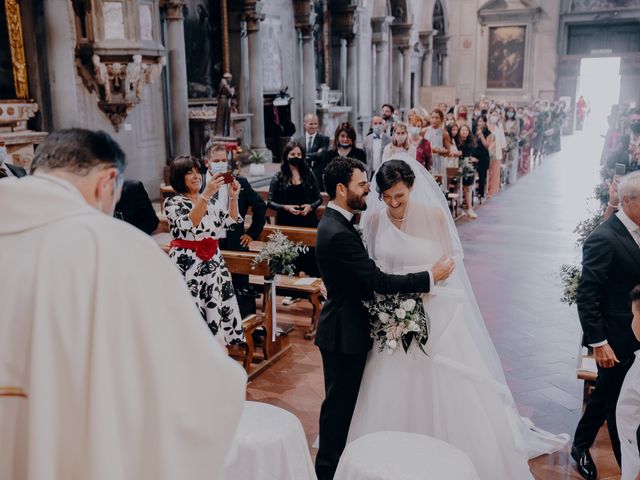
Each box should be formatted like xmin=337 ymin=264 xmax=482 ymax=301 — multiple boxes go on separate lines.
xmin=572 ymin=171 xmax=640 ymax=480
xmin=295 ymin=113 xmax=330 ymax=187
xmin=362 ymin=115 xmax=391 ymax=178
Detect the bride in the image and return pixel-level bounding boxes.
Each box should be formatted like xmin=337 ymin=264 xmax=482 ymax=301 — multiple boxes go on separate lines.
xmin=347 ymin=153 xmax=569 ymax=479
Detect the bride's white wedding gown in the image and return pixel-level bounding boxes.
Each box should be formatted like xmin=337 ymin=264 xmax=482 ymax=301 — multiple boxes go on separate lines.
xmin=347 ymin=209 xmax=569 ymax=479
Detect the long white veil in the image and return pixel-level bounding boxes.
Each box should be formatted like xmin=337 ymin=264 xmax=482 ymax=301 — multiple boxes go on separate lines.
xmin=359 ymin=152 xmax=569 ymax=459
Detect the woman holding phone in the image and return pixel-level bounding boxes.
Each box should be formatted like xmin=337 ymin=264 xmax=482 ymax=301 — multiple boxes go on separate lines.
xmin=268 ymin=141 xmax=322 ymax=279
xmin=165 ymin=155 xmax=245 ymax=345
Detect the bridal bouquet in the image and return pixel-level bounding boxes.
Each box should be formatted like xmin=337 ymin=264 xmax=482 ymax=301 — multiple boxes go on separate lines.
xmin=363 ymin=293 xmax=430 ymax=355
xmin=253 ymin=230 xmax=308 ymax=276
xmin=559 ymin=264 xmax=581 ymax=306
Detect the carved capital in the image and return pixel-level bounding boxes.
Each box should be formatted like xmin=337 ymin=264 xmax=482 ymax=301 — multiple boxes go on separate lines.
xmin=297 ymin=23 xmax=314 ymax=40
xmin=371 ymin=16 xmax=393 ymax=45
xmin=161 ymin=0 xmax=187 ymax=21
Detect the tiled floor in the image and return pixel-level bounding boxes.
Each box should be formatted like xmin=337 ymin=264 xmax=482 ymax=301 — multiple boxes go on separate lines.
xmin=247 ymin=131 xmax=622 ymax=479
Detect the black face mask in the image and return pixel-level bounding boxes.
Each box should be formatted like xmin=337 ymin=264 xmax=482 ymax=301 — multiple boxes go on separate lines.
xmin=630 ymin=122 xmax=640 ymax=135
xmin=288 ymin=156 xmax=303 ymax=167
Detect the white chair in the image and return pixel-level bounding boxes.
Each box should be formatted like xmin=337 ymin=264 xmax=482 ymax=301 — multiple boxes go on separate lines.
xmin=220 ymin=401 xmax=316 ymax=480
xmin=334 ymin=431 xmax=480 ymax=480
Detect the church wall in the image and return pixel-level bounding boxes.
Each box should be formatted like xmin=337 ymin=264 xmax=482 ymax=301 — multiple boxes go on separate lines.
xmin=43 ymin=1 xmax=167 ymax=199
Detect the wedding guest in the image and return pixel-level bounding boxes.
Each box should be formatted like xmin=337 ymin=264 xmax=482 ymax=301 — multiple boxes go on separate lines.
xmin=382 ymin=121 xmax=410 ymax=161
xmin=381 ymin=103 xmax=396 ymax=136
xmin=519 ymin=108 xmax=535 ymax=175
xmin=165 ymin=155 xmax=245 ymax=345
xmin=0 ymin=128 xmax=245 ymax=480
xmin=456 ymin=105 xmax=470 ymax=128
xmin=607 ymin=108 xmax=640 ymax=173
xmin=323 ymin=123 xmax=367 ymax=189
xmin=114 ymin=180 xmax=160 ymax=235
xmin=362 ymin=115 xmax=391 ymax=177
xmin=407 ymin=112 xmax=432 ymax=170
xmin=617 ymin=286 xmax=640 ymax=480
xmin=457 ymin=124 xmax=478 ymax=219
xmin=425 ymin=108 xmax=451 ymax=185
xmin=576 ymin=95 xmax=588 ymax=131
xmin=294 ymin=113 xmax=331 ymax=185
xmin=504 ymin=106 xmax=521 ymax=185
xmin=572 ymin=171 xmax=640 ymax=479
xmin=0 ymin=161 xmax=26 ymax=178
xmin=487 ymin=109 xmax=506 ymax=197
xmin=268 ymin=141 xmax=322 ymax=279
xmin=474 ymin=115 xmax=491 ymax=201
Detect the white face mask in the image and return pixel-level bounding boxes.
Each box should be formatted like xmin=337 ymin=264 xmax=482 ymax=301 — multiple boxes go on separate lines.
xmin=372 ymin=124 xmax=384 ymax=136
xmin=209 ymin=161 xmax=227 ymax=174
xmin=408 ymin=126 xmax=421 ymax=136
xmin=490 ymin=116 xmax=499 ymax=124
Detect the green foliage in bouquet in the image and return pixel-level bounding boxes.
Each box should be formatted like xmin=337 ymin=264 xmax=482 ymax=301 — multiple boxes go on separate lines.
xmin=559 ymin=264 xmax=581 ymax=306
xmin=593 ymin=182 xmax=610 ymax=207
xmin=253 ymin=230 xmax=309 ymax=276
xmin=459 ymin=157 xmax=476 ymax=183
xmin=574 ymin=209 xmax=604 ymax=248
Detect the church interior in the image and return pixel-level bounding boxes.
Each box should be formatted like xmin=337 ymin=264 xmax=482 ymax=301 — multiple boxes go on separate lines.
xmin=2 ymin=1 xmax=640 ymax=479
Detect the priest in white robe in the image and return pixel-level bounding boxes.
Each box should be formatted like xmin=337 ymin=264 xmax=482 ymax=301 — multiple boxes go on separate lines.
xmin=0 ymin=129 xmax=247 ymax=480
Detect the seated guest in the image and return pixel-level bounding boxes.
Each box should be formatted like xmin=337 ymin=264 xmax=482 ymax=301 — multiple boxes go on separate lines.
xmin=362 ymin=115 xmax=391 ymax=178
xmin=203 ymin=142 xmax=267 ymax=313
xmin=382 ymin=121 xmax=410 ymax=162
xmin=165 ymin=155 xmax=245 ymax=345
xmin=407 ymin=112 xmax=432 ymax=170
xmin=617 ymin=285 xmax=640 ymax=480
xmin=114 ymin=180 xmax=159 ymax=235
xmin=295 ymin=113 xmax=330 ymax=184
xmin=268 ymin=141 xmax=321 ymax=278
xmin=323 ymin=123 xmax=366 ymax=189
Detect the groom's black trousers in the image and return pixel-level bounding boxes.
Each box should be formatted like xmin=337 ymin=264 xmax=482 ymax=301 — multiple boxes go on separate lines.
xmin=315 ymin=349 xmax=368 ymax=480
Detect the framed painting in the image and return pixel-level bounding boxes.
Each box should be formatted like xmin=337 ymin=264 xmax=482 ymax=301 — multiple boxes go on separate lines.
xmin=487 ymin=26 xmax=526 ymax=89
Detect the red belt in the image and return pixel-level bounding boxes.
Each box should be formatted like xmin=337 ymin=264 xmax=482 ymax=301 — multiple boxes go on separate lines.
xmin=170 ymin=237 xmax=219 ymax=261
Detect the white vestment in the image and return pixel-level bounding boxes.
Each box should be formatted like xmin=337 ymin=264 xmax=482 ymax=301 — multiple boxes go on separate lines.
xmin=0 ymin=174 xmax=247 ymax=480
xmin=618 ymin=351 xmax=640 ymax=480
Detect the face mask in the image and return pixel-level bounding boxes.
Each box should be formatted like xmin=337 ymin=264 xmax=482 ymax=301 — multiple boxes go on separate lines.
xmin=474 ymin=110 xmax=481 ymax=116
xmin=338 ymin=142 xmax=351 ymax=149
xmin=209 ymin=161 xmax=227 ymax=174
xmin=490 ymin=116 xmax=499 ymax=124
xmin=631 ymin=122 xmax=640 ymax=135
xmin=459 ymin=112 xmax=467 ymax=119
xmin=288 ymin=156 xmax=303 ymax=167
xmin=372 ymin=125 xmax=384 ymax=136
xmin=506 ymin=112 xmax=515 ymax=119
xmin=395 ymin=134 xmax=407 ymax=143
xmin=408 ymin=126 xmax=421 ymax=136
xmin=445 ymin=120 xmax=454 ymax=127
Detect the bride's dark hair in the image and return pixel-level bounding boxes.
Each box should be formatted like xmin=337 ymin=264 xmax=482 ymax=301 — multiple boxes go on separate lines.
xmin=375 ymin=160 xmax=415 ymax=196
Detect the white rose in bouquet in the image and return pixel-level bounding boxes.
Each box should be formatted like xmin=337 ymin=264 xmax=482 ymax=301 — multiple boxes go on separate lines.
xmin=378 ymin=312 xmax=391 ymax=324
xmin=408 ymin=321 xmax=420 ymax=332
xmin=395 ymin=308 xmax=407 ymax=319
xmin=387 ymin=339 xmax=397 ymax=350
xmin=401 ymin=299 xmax=416 ymax=311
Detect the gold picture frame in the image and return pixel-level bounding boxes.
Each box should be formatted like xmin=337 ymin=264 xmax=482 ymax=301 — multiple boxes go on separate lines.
xmin=4 ymin=0 xmax=28 ymax=99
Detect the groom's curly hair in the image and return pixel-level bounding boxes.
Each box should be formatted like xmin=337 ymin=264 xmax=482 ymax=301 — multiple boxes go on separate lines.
xmin=324 ymin=157 xmax=366 ymax=199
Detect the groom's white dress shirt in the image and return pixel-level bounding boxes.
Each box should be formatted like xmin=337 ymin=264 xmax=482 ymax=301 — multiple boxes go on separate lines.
xmin=327 ymin=202 xmax=434 ymax=289
xmin=590 ymin=210 xmax=640 ymax=348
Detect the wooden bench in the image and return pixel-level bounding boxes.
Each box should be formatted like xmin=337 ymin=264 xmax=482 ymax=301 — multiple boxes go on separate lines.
xmin=222 ymin=250 xmax=292 ymax=379
xmin=577 ymin=348 xmax=598 ymax=408
xmin=253 ymin=224 xmax=322 ymax=339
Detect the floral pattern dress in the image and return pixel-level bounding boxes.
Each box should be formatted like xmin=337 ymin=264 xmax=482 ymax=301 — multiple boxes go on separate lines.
xmin=165 ymin=195 xmax=245 ymax=345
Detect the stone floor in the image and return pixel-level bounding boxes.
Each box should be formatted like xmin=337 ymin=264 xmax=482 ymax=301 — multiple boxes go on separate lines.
xmin=247 ymin=131 xmax=622 ymax=479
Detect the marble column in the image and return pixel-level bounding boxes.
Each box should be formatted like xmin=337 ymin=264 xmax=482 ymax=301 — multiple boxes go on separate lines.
xmin=299 ymin=25 xmax=317 ymax=117
xmin=372 ymin=16 xmax=393 ymax=111
xmin=442 ymin=53 xmax=450 ymax=86
xmin=340 ymin=38 xmax=348 ymax=106
xmin=401 ymin=46 xmax=412 ymax=113
xmin=419 ymin=31 xmax=433 ymax=87
xmin=163 ymin=1 xmax=191 ymax=156
xmin=346 ymin=35 xmax=358 ymax=126
xmin=245 ymin=10 xmax=271 ymax=160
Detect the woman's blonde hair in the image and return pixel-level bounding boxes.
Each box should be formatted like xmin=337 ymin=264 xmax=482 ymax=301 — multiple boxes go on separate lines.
xmin=392 ymin=121 xmax=410 ymax=149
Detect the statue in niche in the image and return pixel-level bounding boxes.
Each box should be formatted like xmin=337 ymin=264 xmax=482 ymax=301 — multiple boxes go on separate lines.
xmin=92 ymin=54 xmax=112 ymax=102
xmin=214 ymin=73 xmax=235 ymax=137
xmin=125 ymin=55 xmax=143 ymax=100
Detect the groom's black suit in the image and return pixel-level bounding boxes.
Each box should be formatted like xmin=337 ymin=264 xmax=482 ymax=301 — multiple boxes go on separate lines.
xmin=573 ymin=213 xmax=640 ymax=464
xmin=314 ymin=206 xmax=431 ymax=480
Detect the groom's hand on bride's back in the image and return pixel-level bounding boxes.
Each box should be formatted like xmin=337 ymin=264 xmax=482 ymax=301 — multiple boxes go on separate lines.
xmin=432 ymin=256 xmax=455 ymax=284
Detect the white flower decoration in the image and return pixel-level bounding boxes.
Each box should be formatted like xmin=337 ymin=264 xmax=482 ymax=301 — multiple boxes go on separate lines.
xmin=401 ymin=299 xmax=416 ymax=311
xmin=378 ymin=312 xmax=391 ymax=324
xmin=395 ymin=308 xmax=407 ymax=319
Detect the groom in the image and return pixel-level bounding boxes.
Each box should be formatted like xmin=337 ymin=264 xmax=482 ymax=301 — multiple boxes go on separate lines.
xmin=314 ymin=158 xmax=455 ymax=480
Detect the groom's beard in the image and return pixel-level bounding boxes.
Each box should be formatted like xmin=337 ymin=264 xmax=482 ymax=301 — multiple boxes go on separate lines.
xmin=347 ymin=190 xmax=368 ymax=211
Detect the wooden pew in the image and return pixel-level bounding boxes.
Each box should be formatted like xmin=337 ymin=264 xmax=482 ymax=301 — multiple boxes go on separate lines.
xmin=257 ymin=190 xmax=328 ymax=223
xmin=577 ymin=348 xmax=598 ymax=408
xmin=222 ymin=250 xmax=291 ymax=379
xmin=253 ymin=224 xmax=323 ymax=339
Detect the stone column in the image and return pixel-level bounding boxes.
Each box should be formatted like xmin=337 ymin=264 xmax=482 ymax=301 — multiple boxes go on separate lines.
xmin=163 ymin=1 xmax=191 ymax=157
xmin=442 ymin=52 xmax=450 ymax=85
xmin=299 ymin=24 xmax=317 ymax=117
xmin=244 ymin=8 xmax=271 ymax=161
xmin=372 ymin=16 xmax=393 ymax=111
xmin=346 ymin=34 xmax=358 ymax=126
xmin=340 ymin=38 xmax=348 ymax=105
xmin=419 ymin=31 xmax=433 ymax=87
xmin=401 ymin=46 xmax=412 ymax=113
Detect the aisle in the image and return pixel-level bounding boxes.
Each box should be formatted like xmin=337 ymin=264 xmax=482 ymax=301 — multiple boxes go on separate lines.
xmin=247 ymin=131 xmax=621 ymax=479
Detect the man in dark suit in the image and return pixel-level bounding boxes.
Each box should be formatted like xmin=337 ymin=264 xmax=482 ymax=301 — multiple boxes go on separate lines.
xmin=114 ymin=180 xmax=159 ymax=235
xmin=314 ymin=158 xmax=455 ymax=480
xmin=295 ymin=113 xmax=330 ymax=187
xmin=362 ymin=115 xmax=391 ymax=178
xmin=572 ymin=171 xmax=640 ymax=480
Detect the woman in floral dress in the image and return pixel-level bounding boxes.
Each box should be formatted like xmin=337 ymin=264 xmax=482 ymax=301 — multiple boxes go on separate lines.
xmin=165 ymin=155 xmax=244 ymax=345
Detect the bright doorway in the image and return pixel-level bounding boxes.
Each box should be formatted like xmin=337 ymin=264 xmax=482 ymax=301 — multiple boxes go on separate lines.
xmin=576 ymin=57 xmax=621 ymax=133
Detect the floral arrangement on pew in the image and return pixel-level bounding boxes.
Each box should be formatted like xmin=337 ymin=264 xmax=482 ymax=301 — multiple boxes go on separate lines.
xmin=363 ymin=294 xmax=430 ymax=355
xmin=253 ymin=230 xmax=308 ymax=277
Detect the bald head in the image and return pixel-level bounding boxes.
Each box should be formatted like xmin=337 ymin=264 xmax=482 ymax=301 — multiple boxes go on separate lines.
xmin=304 ymin=114 xmax=319 ymax=135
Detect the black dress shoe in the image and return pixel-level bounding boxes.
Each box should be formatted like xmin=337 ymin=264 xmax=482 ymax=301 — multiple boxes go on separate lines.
xmin=571 ymin=445 xmax=598 ymax=480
